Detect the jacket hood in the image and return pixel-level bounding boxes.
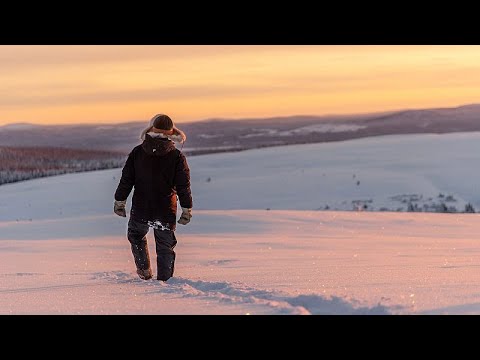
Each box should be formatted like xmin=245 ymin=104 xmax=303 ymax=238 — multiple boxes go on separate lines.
xmin=140 ymin=124 xmax=187 ymax=143
xmin=141 ymin=133 xmax=177 ymax=156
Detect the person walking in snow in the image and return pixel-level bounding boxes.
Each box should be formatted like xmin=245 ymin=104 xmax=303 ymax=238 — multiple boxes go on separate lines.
xmin=114 ymin=114 xmax=192 ymax=281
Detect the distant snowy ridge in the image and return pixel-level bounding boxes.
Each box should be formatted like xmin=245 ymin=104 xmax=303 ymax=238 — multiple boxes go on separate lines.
xmin=240 ymin=124 xmax=367 ymax=138
xmin=280 ymin=123 xmax=367 ymax=135
xmin=0 ymin=122 xmax=40 ymax=131
xmin=3 ymin=102 xmax=480 ymax=154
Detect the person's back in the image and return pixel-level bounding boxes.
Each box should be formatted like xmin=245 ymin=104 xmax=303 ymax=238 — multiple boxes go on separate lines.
xmin=113 ymin=114 xmax=192 ymax=281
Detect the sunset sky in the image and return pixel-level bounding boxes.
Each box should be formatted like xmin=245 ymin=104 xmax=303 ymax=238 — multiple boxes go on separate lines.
xmin=1 ymin=45 xmax=480 ymax=126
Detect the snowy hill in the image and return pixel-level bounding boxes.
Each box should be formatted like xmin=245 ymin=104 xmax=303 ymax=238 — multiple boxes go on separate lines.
xmin=2 ymin=132 xmax=480 ymax=314
xmin=0 ymin=122 xmax=41 ymax=131
xmin=189 ymin=132 xmax=480 ymax=213
xmin=2 ymin=103 xmax=480 ymax=154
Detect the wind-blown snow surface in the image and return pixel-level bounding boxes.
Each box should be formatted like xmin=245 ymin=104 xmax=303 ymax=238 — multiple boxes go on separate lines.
xmin=2 ymin=132 xmax=480 ymax=314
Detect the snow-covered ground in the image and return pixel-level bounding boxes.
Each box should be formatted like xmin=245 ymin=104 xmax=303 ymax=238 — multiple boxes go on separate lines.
xmin=2 ymin=132 xmax=480 ymax=314
xmin=191 ymin=132 xmax=480 ymax=213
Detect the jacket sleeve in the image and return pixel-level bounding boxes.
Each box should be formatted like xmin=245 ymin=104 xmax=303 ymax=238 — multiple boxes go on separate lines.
xmin=174 ymin=152 xmax=193 ymax=209
xmin=114 ymin=150 xmax=135 ymax=201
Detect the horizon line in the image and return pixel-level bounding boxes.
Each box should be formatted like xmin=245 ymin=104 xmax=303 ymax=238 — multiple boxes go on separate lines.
xmin=1 ymin=101 xmax=479 ymax=127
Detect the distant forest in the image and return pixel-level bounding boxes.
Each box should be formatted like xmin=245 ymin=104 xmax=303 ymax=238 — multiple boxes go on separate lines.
xmin=0 ymin=146 xmax=126 ymax=185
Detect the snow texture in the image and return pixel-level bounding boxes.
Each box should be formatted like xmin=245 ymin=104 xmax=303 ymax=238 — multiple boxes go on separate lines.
xmin=2 ymin=132 xmax=480 ymax=314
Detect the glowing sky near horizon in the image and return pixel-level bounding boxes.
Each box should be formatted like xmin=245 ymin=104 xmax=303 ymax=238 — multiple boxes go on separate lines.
xmin=1 ymin=45 xmax=480 ymax=126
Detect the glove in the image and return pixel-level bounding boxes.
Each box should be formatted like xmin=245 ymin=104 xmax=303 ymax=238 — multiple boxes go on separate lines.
xmin=178 ymin=207 xmax=192 ymax=225
xmin=114 ymin=200 xmax=127 ymax=217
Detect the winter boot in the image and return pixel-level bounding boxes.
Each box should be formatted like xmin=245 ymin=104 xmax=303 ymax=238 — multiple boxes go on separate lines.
xmin=137 ymin=268 xmax=153 ymax=280
xmin=157 ymin=253 xmax=175 ymax=281
xmin=129 ymin=241 xmax=152 ymax=280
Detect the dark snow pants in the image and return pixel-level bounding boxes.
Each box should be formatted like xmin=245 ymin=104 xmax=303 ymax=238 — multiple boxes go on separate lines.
xmin=127 ymin=217 xmax=177 ymax=281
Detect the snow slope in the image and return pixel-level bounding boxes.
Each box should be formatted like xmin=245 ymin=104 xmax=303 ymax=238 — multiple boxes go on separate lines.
xmin=2 ymin=132 xmax=480 ymax=314
xmin=191 ymin=131 xmax=480 ymax=212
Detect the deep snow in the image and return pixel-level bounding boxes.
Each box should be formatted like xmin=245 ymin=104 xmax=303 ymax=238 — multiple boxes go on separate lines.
xmin=2 ymin=132 xmax=480 ymax=314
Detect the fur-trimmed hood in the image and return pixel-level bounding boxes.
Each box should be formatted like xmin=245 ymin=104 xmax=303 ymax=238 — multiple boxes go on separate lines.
xmin=141 ymin=128 xmax=187 ymax=143
xmin=140 ymin=115 xmax=187 ymax=143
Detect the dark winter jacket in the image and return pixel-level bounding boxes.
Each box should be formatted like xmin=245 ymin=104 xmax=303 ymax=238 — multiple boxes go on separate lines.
xmin=114 ymin=134 xmax=192 ymax=230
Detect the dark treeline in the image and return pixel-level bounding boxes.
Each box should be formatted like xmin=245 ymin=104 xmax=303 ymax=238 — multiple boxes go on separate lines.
xmin=0 ymin=146 xmax=126 ymax=185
